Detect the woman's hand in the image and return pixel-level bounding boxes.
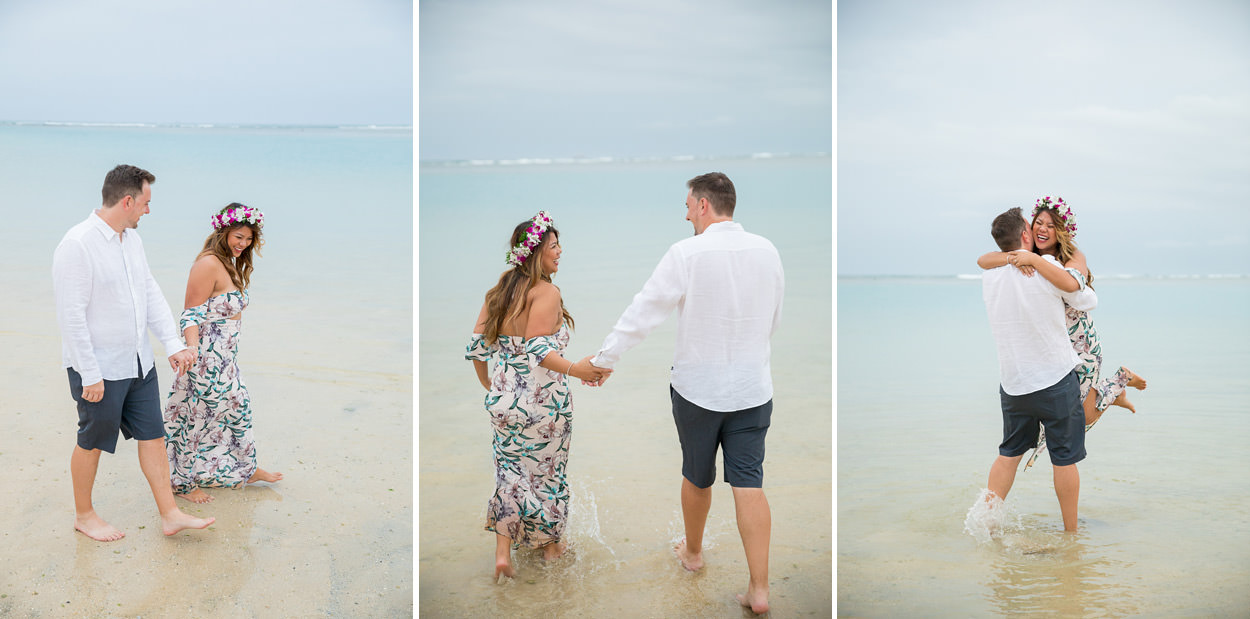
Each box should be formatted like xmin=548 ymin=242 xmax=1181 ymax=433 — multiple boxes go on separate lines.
xmin=1006 ymin=251 xmax=1038 ymax=276
xmin=570 ymin=355 xmax=612 ymax=384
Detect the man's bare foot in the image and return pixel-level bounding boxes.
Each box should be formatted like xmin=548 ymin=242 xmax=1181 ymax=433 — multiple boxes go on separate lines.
xmin=1125 ymin=368 xmax=1147 ymax=390
xmin=177 ymin=488 xmax=214 ymax=504
xmin=247 ymin=468 xmax=283 ymax=483
xmin=74 ymin=512 xmax=125 ymax=542
xmin=736 ymin=584 xmax=770 ymax=615
xmin=541 ymin=541 xmax=567 ymax=561
xmin=161 ymin=510 xmax=215 ymax=536
xmin=673 ymin=538 xmax=704 ymax=571
xmin=495 ymin=556 xmax=515 ymax=580
xmin=1112 ymin=392 xmax=1136 ymax=413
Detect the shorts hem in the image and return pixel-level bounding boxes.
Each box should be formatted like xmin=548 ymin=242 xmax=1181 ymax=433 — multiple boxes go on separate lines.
xmin=1049 ymin=452 xmax=1086 ymax=467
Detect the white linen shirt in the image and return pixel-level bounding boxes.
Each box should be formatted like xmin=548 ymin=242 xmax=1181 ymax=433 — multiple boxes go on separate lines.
xmin=592 ymin=221 xmax=784 ymax=412
xmin=982 ymin=252 xmax=1097 ymax=396
xmin=53 ymin=211 xmax=185 ymax=386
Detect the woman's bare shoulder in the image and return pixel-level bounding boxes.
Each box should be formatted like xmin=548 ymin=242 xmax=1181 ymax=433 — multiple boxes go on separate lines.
xmin=527 ymin=280 xmax=560 ymax=301
xmin=191 ymin=252 xmax=227 ymax=272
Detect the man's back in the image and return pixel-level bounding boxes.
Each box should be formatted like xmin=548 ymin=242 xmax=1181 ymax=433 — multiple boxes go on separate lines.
xmin=669 ymin=221 xmax=783 ymax=411
xmin=982 ymin=257 xmax=1079 ymax=396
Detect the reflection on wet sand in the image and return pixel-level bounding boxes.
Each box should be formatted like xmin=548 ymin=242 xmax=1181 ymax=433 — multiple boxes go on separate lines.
xmin=986 ymin=529 xmax=1140 ymax=617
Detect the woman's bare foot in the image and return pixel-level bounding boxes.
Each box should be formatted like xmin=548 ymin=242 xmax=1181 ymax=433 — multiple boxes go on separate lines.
xmin=161 ymin=510 xmax=215 ymax=536
xmin=74 ymin=512 xmax=125 ymax=542
xmin=1112 ymin=392 xmax=1136 ymax=413
xmin=673 ymin=538 xmax=704 ymax=571
xmin=248 ymin=468 xmax=283 ymax=483
xmin=541 ymin=541 xmax=567 ymax=561
xmin=495 ymin=556 xmax=515 ymax=580
xmin=494 ymin=533 xmax=516 ymax=580
xmin=177 ymin=488 xmax=214 ymax=504
xmin=1125 ymin=367 xmax=1147 ymax=390
xmin=736 ymin=584 xmax=770 ymax=614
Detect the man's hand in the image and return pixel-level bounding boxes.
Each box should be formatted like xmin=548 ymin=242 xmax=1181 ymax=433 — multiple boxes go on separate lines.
xmin=82 ymin=380 xmax=104 ymax=403
xmin=169 ymin=349 xmax=196 ymax=376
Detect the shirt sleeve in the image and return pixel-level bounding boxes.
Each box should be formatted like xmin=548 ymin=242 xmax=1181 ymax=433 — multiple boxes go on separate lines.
xmin=144 ymin=268 xmax=187 ymax=356
xmin=591 ymin=244 xmax=687 ymax=368
xmin=1061 ymin=280 xmax=1098 ymax=312
xmin=770 ymin=258 xmax=785 ymax=337
xmin=52 ymin=238 xmax=102 ymax=385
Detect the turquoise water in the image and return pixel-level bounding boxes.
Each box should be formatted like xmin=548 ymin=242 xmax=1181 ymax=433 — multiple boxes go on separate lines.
xmin=837 ymin=276 xmax=1250 ymax=615
xmin=1 ymin=122 xmax=412 ymax=369
xmin=418 ymin=157 xmax=833 ymax=615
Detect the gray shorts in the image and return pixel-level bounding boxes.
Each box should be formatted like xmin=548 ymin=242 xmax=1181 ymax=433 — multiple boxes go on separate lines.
xmin=999 ymin=370 xmax=1086 ymax=466
xmin=67 ymin=357 xmax=164 ymax=453
xmin=670 ymin=385 xmax=771 ymax=489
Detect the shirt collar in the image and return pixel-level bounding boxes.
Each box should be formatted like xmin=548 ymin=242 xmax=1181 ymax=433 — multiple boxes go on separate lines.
xmin=703 ymin=220 xmax=742 ymax=234
xmin=89 ymin=210 xmax=125 ymax=242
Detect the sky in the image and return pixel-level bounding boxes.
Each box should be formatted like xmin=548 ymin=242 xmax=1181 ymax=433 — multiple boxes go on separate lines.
xmin=837 ymin=0 xmax=1250 ymax=276
xmin=0 ymin=0 xmax=412 ymax=126
xmin=418 ymin=0 xmax=833 ymax=161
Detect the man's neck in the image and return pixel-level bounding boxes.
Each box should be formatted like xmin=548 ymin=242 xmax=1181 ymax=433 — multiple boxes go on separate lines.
xmin=699 ymin=217 xmax=733 ymax=234
xmin=95 ymin=207 xmax=128 ymax=235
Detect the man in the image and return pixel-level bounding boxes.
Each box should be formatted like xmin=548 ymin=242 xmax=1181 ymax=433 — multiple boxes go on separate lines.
xmin=982 ymin=206 xmax=1096 ymax=531
xmin=589 ymin=172 xmax=783 ymax=614
xmin=53 ymin=164 xmax=215 ymax=541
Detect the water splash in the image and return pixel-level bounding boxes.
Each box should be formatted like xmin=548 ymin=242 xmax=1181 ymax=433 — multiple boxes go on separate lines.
xmin=568 ymin=478 xmax=616 ymax=561
xmin=963 ymin=488 xmax=1022 ymax=544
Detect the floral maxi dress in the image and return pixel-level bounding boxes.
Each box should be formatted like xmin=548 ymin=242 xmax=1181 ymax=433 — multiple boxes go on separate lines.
xmin=465 ymin=324 xmax=573 ymax=549
xmin=164 ymin=290 xmax=259 ymax=493
xmin=1025 ymin=270 xmax=1130 ymax=470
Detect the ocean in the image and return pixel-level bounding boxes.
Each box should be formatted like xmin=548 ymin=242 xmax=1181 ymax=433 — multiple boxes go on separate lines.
xmin=0 ymin=122 xmax=413 ymax=614
xmin=837 ymin=275 xmax=1250 ymax=616
xmin=418 ymin=155 xmax=834 ymax=616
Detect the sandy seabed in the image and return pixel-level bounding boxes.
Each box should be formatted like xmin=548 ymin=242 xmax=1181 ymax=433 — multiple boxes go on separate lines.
xmin=0 ymin=306 xmax=413 ymax=617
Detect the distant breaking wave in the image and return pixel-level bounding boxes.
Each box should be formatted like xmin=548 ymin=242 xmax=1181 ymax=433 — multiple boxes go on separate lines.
xmin=2 ymin=120 xmax=411 ymax=131
xmin=422 ymin=152 xmax=831 ymax=167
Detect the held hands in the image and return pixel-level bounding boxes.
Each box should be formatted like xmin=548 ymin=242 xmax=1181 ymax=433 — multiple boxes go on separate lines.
xmin=169 ymin=349 xmax=196 ymax=376
xmin=569 ymin=355 xmax=612 ymax=386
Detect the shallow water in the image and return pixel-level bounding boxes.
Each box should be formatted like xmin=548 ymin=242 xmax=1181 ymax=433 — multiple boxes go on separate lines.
xmin=418 ymin=157 xmax=833 ymax=615
xmin=837 ymin=277 xmax=1250 ymax=616
xmin=0 ymin=123 xmax=413 ymax=615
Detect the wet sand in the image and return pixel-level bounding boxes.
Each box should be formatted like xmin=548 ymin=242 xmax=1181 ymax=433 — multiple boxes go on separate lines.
xmin=0 ymin=281 xmax=413 ymax=617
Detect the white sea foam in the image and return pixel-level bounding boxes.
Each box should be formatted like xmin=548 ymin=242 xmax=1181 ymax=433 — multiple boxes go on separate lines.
xmin=963 ymin=488 xmax=1021 ymax=544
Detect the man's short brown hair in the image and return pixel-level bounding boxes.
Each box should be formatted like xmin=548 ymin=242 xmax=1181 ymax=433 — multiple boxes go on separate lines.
xmin=991 ymin=206 xmax=1026 ymax=251
xmin=687 ymin=172 xmax=736 ymax=217
xmin=101 ymin=164 xmax=155 ymax=207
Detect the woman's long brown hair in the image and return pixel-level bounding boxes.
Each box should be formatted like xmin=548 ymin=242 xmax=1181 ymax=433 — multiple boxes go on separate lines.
xmin=199 ymin=203 xmax=264 ymax=290
xmin=481 ymin=222 xmax=573 ymax=342
xmin=1033 ymin=206 xmax=1093 ymax=289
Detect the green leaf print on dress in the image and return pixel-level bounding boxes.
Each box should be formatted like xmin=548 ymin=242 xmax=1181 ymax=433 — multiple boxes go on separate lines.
xmin=465 ymin=323 xmax=573 ymax=549
xmin=163 ymin=290 xmax=259 ymax=493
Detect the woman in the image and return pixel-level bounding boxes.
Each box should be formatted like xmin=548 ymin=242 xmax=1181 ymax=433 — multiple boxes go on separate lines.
xmin=978 ymin=196 xmax=1147 ymax=469
xmin=164 ymin=203 xmax=283 ymax=503
xmin=464 ymin=211 xmax=610 ymax=581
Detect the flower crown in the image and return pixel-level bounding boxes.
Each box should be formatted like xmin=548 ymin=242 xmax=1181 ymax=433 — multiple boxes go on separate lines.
xmin=1031 ymin=196 xmax=1077 ymax=238
xmin=505 ymin=210 xmax=554 ymax=267
xmin=212 ymin=205 xmax=264 ymax=230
